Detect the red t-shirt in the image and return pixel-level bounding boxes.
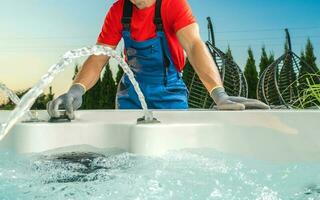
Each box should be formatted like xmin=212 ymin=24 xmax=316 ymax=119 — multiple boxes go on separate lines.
xmin=97 ymin=0 xmax=196 ymax=72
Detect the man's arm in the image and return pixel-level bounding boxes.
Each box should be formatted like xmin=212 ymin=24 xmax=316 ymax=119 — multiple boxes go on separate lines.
xmin=73 ymin=43 xmax=116 ymax=91
xmin=176 ymin=23 xmax=270 ymax=110
xmin=176 ymin=23 xmax=222 ymax=92
xmin=46 ymin=43 xmax=116 ymax=119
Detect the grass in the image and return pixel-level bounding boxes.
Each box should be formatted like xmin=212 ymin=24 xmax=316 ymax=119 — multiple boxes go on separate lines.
xmin=291 ymin=73 xmax=320 ymax=109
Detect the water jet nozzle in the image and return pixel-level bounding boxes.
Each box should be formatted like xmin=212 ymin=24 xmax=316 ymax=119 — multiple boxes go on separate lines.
xmin=137 ymin=116 xmax=160 ymax=124
xmin=48 ymin=111 xmax=71 ymax=123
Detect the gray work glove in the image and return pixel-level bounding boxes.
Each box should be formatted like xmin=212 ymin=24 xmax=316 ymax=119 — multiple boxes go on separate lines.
xmin=210 ymin=87 xmax=270 ymax=110
xmin=47 ymin=84 xmax=85 ymax=120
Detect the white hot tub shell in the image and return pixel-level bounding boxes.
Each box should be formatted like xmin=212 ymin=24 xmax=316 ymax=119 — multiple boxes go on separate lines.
xmin=0 ymin=110 xmax=319 ymax=162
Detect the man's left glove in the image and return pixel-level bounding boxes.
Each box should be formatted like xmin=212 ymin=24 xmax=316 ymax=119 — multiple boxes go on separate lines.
xmin=47 ymin=84 xmax=85 ymax=120
xmin=210 ymin=87 xmax=270 ymax=110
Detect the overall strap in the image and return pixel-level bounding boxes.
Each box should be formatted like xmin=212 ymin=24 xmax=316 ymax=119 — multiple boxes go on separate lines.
xmin=121 ymin=0 xmax=133 ymax=31
xmin=121 ymin=0 xmax=163 ymax=32
xmin=154 ymin=0 xmax=163 ymax=32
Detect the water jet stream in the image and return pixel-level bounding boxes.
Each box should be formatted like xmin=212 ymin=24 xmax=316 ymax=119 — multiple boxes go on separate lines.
xmin=0 ymin=45 xmax=152 ymax=141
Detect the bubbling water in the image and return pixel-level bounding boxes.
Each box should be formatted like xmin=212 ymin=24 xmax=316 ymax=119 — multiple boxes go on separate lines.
xmin=0 ymin=45 xmax=152 ymax=141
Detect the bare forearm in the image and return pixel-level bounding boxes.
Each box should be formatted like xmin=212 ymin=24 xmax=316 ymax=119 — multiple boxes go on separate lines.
xmin=73 ymin=55 xmax=109 ymax=91
xmin=187 ymin=40 xmax=223 ymax=92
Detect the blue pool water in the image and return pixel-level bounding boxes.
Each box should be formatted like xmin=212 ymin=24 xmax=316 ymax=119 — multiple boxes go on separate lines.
xmin=0 ymin=149 xmax=319 ymax=200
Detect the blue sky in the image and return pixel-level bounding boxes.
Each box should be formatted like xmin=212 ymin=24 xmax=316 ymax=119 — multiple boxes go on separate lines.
xmin=0 ymin=0 xmax=319 ymax=101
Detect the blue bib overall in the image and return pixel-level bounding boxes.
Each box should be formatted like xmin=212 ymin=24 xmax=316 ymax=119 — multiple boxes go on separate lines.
xmin=116 ymin=0 xmax=189 ymax=109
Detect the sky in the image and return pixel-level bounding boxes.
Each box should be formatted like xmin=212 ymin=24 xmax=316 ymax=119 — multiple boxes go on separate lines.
xmin=0 ymin=0 xmax=319 ymax=103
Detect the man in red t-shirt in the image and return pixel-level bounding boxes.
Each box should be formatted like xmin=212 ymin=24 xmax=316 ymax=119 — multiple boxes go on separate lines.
xmin=48 ymin=0 xmax=269 ymax=119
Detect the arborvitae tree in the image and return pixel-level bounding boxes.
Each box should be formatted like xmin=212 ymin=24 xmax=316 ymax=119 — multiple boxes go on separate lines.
xmin=32 ymin=94 xmax=49 ymax=109
xmin=116 ymin=52 xmax=125 ymax=88
xmin=73 ymin=64 xmax=79 ymax=80
xmin=82 ymin=79 xmax=102 ymax=109
xmin=0 ymin=89 xmax=27 ymax=110
xmin=73 ymin=63 xmax=102 ymax=109
xmin=259 ymin=47 xmax=275 ymax=77
xmin=2 ymin=88 xmax=54 ymax=110
xmin=298 ymin=51 xmax=310 ymax=95
xmin=259 ymin=47 xmax=269 ymax=77
xmin=304 ymin=38 xmax=319 ymax=73
xmin=32 ymin=87 xmax=54 ymax=109
xmin=116 ymin=65 xmax=124 ymax=87
xmin=225 ymin=45 xmax=234 ymax=61
xmin=299 ymin=51 xmax=309 ymax=78
xmin=268 ymin=53 xmax=275 ymax=65
xmin=244 ymin=48 xmax=258 ymax=99
xmin=300 ymin=51 xmax=306 ymax=65
xmin=99 ymin=63 xmax=117 ymax=109
xmin=72 ymin=64 xmax=88 ymax=109
xmin=182 ymin=59 xmax=194 ymax=90
xmin=296 ymin=51 xmax=320 ymax=108
xmin=47 ymin=86 xmax=54 ymax=102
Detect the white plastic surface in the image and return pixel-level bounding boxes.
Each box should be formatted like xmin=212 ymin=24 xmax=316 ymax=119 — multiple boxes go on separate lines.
xmin=0 ymin=110 xmax=319 ymax=161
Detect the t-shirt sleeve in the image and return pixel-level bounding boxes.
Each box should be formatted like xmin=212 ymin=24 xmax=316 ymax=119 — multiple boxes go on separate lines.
xmin=97 ymin=1 xmax=123 ymax=46
xmin=167 ymin=0 xmax=196 ymax=33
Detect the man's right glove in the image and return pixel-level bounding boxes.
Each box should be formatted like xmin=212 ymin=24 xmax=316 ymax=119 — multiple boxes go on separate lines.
xmin=47 ymin=84 xmax=86 ymax=120
xmin=210 ymin=87 xmax=270 ymax=110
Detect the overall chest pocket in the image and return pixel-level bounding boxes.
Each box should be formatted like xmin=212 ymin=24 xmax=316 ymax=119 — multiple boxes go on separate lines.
xmin=127 ymin=47 xmax=158 ymax=63
xmin=127 ymin=45 xmax=156 ymax=56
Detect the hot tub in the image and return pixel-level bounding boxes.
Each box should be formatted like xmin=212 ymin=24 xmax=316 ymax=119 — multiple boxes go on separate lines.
xmin=1 ymin=110 xmax=320 ymax=199
xmin=0 ymin=110 xmax=319 ymax=162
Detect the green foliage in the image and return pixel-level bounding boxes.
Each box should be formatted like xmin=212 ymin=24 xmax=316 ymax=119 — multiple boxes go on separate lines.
xmin=298 ymin=51 xmax=310 ymax=87
xmin=78 ymin=63 xmax=117 ymax=109
xmin=116 ymin=64 xmax=124 ymax=87
xmin=115 ymin=52 xmax=125 ymax=88
xmin=99 ymin=63 xmax=117 ymax=109
xmin=73 ymin=63 xmax=103 ymax=109
xmin=32 ymin=87 xmax=54 ymax=109
xmin=0 ymin=103 xmax=15 ymax=110
xmin=293 ymin=73 xmax=320 ymax=109
xmin=268 ymin=53 xmax=275 ymax=65
xmin=304 ymin=39 xmax=319 ymax=73
xmin=73 ymin=65 xmax=79 ymax=81
xmin=281 ymin=39 xmax=319 ymax=107
xmin=0 ymin=87 xmax=54 ymax=110
xmin=296 ymin=49 xmax=320 ymax=108
xmin=225 ymin=46 xmax=234 ymax=61
xmin=259 ymin=46 xmax=274 ymax=77
xmin=182 ymin=59 xmax=194 ymax=89
xmin=244 ymin=48 xmax=258 ymax=99
xmin=82 ymin=79 xmax=102 ymax=109
xmin=258 ymin=46 xmax=275 ymax=78
xmin=259 ymin=47 xmax=269 ymax=77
